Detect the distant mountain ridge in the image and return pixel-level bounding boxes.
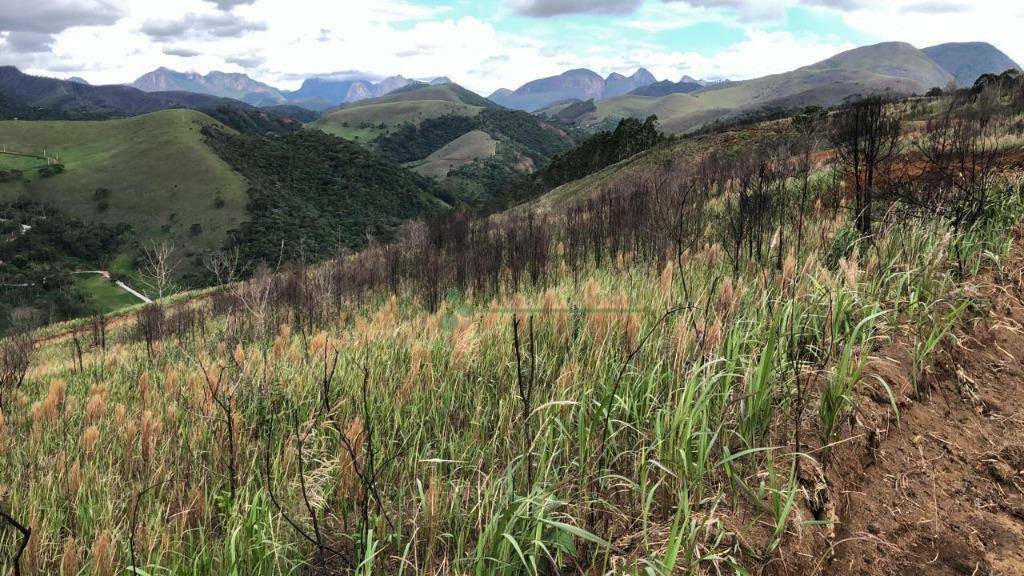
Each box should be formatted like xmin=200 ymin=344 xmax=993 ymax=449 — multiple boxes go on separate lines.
xmin=581 ymin=41 xmax=983 ymax=135
xmin=131 ymin=67 xmax=286 ymax=105
xmin=489 ymin=68 xmax=659 ymax=111
xmin=130 ymin=68 xmax=434 ymax=112
xmin=1 ymin=66 xmax=244 ymax=118
xmin=629 ymin=79 xmax=704 ymax=98
xmin=922 ymin=42 xmax=1021 ymax=86
xmin=0 ymin=66 xmax=309 ymax=133
xmin=282 ymin=75 xmax=418 ymax=111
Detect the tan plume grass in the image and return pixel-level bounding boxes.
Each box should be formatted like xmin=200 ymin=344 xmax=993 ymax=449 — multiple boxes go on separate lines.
xmin=839 ymin=256 xmax=859 ymax=290
xmin=781 ymin=251 xmax=797 ymax=291
xmin=706 ymin=243 xmax=723 ymax=267
xmin=60 ymin=536 xmax=81 ymax=576
xmin=164 ymin=366 xmax=180 ymax=397
xmin=233 ymin=343 xmax=247 ymax=372
xmin=81 ymin=425 xmax=100 ymax=456
xmin=450 ymin=315 xmax=477 ymax=369
xmin=85 ymin=385 xmax=108 ymax=423
xmin=659 ymin=260 xmax=674 ymax=301
xmin=68 ymin=459 xmax=81 ymax=499
xmin=370 ymin=295 xmax=400 ymax=337
xmin=40 ymin=379 xmax=66 ymax=425
xmin=91 ymin=529 xmax=115 ymax=576
xmin=717 ymin=278 xmax=736 ymax=315
xmin=140 ymin=410 xmax=163 ymax=462
xmin=400 ymin=341 xmax=428 ymax=401
xmin=619 ymin=292 xmax=639 ymax=353
xmin=339 ymin=417 xmax=365 ymax=495
xmin=672 ymin=316 xmax=695 ymax=370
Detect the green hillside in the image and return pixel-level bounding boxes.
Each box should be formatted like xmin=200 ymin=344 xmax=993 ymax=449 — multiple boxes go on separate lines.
xmin=591 ymin=42 xmax=957 ymax=134
xmin=0 ymin=109 xmax=247 ymax=269
xmin=408 ymin=130 xmax=498 ymax=178
xmin=206 ymin=127 xmax=448 ymax=265
xmin=313 ymin=83 xmax=489 ymax=141
xmin=313 ymin=85 xmax=578 ymax=206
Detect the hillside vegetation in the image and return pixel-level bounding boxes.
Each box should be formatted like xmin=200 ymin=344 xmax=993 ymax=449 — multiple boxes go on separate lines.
xmin=408 ymin=130 xmax=498 ymax=178
xmin=0 ymin=109 xmax=248 ymax=272
xmin=2 ymin=81 xmax=1022 ymax=576
xmin=205 ymin=127 xmax=447 ymax=266
xmin=588 ymin=42 xmax=971 ymax=134
xmin=0 ymin=200 xmax=129 ymax=332
xmin=315 ymin=88 xmax=579 ymax=206
xmin=313 ymin=83 xmax=492 ymax=141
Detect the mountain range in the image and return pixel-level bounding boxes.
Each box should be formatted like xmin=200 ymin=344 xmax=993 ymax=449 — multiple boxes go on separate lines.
xmin=131 ymin=67 xmax=286 ymax=105
xmin=0 ymin=66 xmax=312 ymax=134
xmin=574 ymin=41 xmax=1020 ymax=134
xmin=2 ymin=40 xmax=1019 ymax=134
xmin=489 ymin=68 xmax=661 ymax=111
xmin=130 ymin=69 xmax=453 ymax=112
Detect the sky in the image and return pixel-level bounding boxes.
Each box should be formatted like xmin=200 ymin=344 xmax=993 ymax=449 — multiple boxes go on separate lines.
xmin=1 ymin=0 xmax=1022 ymax=95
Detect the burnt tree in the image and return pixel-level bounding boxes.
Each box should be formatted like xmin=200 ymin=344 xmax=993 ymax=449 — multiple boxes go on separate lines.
xmin=830 ymin=96 xmax=902 ymax=236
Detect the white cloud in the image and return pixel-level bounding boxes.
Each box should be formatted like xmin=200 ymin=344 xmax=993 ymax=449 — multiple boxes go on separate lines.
xmin=3 ymin=0 xmax=1020 ymax=96
xmin=819 ymin=0 xmax=1023 ymax=65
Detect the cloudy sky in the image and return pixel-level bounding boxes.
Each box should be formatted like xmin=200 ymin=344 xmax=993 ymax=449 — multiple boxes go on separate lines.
xmin=1 ymin=0 xmax=1021 ymax=94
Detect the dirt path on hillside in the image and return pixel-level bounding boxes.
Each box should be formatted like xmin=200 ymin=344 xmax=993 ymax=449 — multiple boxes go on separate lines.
xmin=789 ymin=224 xmax=1024 ymax=575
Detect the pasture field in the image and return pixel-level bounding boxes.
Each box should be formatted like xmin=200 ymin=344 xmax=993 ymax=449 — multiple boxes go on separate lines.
xmin=315 ymin=100 xmax=484 ymax=141
xmin=409 ymin=130 xmax=498 ymax=178
xmin=0 ymin=109 xmax=248 ymax=268
xmin=75 ymin=274 xmax=142 ymax=313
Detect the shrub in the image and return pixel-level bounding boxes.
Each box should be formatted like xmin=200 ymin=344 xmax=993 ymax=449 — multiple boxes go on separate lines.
xmin=37 ymin=164 xmax=65 ymax=177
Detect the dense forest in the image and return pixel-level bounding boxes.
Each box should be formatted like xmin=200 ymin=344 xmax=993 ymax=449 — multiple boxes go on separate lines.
xmin=0 ymin=201 xmax=129 ymax=332
xmin=376 ymin=114 xmax=479 ymax=163
xmin=205 ymin=127 xmax=447 ymax=266
xmin=376 ymin=108 xmax=576 ymax=166
xmin=504 ymin=115 xmax=666 ymax=204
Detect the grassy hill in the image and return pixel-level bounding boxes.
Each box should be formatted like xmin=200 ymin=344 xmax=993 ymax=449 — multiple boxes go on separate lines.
xmin=312 ymin=85 xmax=578 ymax=205
xmin=408 ymin=130 xmax=498 ymax=178
xmin=0 ymin=109 xmax=248 ymax=271
xmin=590 ymin=42 xmax=959 ymax=134
xmin=923 ymin=42 xmax=1022 ymax=86
xmin=313 ymin=83 xmax=492 ymax=141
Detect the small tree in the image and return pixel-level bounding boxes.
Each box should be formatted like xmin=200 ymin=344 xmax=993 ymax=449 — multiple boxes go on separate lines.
xmin=915 ymin=90 xmax=1003 ymax=272
xmin=0 ymin=308 xmax=37 ymax=412
xmin=203 ymin=247 xmax=246 ymax=287
xmin=139 ymin=240 xmax=179 ymax=300
xmin=793 ymin=107 xmax=827 ymax=254
xmin=830 ymin=96 xmax=903 ymax=236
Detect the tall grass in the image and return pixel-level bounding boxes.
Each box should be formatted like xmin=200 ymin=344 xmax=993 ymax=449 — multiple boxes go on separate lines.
xmin=1 ymin=108 xmax=1022 ymax=575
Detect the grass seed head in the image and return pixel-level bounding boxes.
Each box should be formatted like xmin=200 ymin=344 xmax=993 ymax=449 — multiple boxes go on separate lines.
xmin=82 ymin=425 xmax=100 ymax=456
xmin=60 ymin=536 xmax=81 ymax=576
xmin=660 ymin=260 xmax=675 ymax=300
xmin=68 ymin=459 xmax=81 ymax=499
xmin=91 ymin=529 xmax=115 ymax=576
xmin=451 ymin=315 xmax=476 ymax=369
